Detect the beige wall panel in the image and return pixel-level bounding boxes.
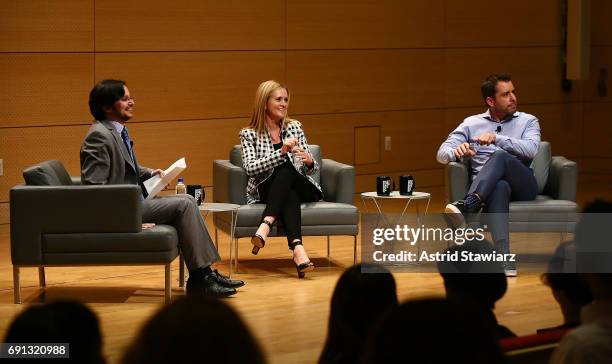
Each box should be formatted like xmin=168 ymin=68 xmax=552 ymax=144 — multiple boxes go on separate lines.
xmin=376 ymin=110 xmax=447 ymax=174
xmin=290 ymin=114 xmax=354 ymax=165
xmin=444 ymin=106 xmax=483 ymax=131
xmin=581 ymin=158 xmax=612 ymax=174
xmin=592 ymin=0 xmax=612 ymax=46
xmin=0 ymin=54 xmax=93 ymax=127
xmin=0 ymin=125 xmax=90 ymax=202
xmin=95 ymin=0 xmax=284 ymax=51
xmin=0 ymin=1 xmax=93 ymax=52
xmin=287 ymin=0 xmax=444 ymax=49
xmin=95 ymin=52 xmax=285 ymax=122
xmin=297 ymin=110 xmax=446 ymax=175
xmin=355 ymin=168 xmax=444 ymax=194
xmin=444 ymin=0 xmax=561 ymax=47
xmin=355 ymin=126 xmax=380 ymax=165
xmin=444 ymin=48 xmax=577 ymax=107
xmin=585 ymin=47 xmax=612 ymax=102
xmin=351 ymin=110 xmax=446 ymax=175
xmin=287 ymin=50 xmax=445 ymax=114
xmin=582 ymin=102 xmax=612 ymax=160
xmin=527 ymin=103 xmax=583 ymax=159
xmin=0 ymin=203 xmax=7 ymax=225
xmin=128 ymin=118 xmax=249 ymax=188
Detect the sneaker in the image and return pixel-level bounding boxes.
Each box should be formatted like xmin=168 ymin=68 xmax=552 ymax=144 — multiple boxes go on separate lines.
xmin=444 ymin=200 xmax=468 ymax=229
xmin=503 ymin=260 xmax=517 ymax=277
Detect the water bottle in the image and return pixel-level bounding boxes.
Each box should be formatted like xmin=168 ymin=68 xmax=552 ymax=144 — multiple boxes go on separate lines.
xmin=176 ymin=177 xmax=186 ymax=194
xmin=292 ymin=146 xmax=303 ymax=170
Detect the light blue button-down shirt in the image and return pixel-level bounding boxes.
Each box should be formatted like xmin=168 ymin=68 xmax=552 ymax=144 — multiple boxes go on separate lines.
xmin=436 ymin=109 xmax=541 ymax=175
xmin=110 ymin=120 xmax=124 ymax=134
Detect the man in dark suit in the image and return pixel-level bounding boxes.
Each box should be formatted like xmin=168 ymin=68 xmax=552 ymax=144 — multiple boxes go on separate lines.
xmin=80 ymin=79 xmax=244 ymax=297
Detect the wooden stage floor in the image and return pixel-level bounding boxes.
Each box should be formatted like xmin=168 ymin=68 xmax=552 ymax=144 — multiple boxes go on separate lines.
xmin=0 ymin=184 xmax=609 ymax=364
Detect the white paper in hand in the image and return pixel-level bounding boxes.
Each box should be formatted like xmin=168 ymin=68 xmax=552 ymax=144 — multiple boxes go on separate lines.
xmin=143 ymin=157 xmax=187 ymax=200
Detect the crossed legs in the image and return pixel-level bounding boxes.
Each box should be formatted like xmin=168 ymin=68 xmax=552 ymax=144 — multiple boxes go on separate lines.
xmin=253 ymin=166 xmax=321 ymax=276
xmin=467 ymin=150 xmax=538 ymax=253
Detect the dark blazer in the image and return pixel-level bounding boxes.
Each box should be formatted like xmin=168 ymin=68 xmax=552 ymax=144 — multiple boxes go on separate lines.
xmin=80 ymin=120 xmax=152 ymax=187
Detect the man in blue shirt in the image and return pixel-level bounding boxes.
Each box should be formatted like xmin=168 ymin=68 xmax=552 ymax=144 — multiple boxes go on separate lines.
xmin=437 ymin=74 xmax=541 ymax=276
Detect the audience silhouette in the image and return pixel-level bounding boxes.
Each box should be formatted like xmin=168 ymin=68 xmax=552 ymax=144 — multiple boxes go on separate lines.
xmin=319 ymin=263 xmax=397 ymax=364
xmin=362 ymin=298 xmax=504 ymax=364
xmin=437 ymin=240 xmax=515 ymax=339
xmin=121 ymin=296 xmax=265 ymax=364
xmin=4 ymin=300 xmax=105 ymax=364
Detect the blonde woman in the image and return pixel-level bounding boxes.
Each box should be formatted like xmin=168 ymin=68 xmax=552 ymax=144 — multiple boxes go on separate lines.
xmin=239 ymin=80 xmax=322 ymax=278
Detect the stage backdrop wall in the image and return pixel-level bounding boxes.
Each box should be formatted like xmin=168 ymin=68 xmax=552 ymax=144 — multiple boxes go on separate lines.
xmin=1 ymin=0 xmax=611 ymax=224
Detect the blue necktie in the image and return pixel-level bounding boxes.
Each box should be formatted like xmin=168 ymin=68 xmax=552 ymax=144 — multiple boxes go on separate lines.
xmin=121 ymin=127 xmax=146 ymax=201
xmin=120 ymin=127 xmax=135 ymax=163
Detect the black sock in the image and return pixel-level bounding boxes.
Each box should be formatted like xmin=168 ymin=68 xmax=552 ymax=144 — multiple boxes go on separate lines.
xmin=189 ymin=265 xmax=212 ymax=279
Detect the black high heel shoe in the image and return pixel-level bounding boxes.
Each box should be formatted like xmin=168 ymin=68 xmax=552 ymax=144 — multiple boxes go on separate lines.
xmin=289 ymin=240 xmax=315 ymax=278
xmin=251 ymin=220 xmax=273 ymax=255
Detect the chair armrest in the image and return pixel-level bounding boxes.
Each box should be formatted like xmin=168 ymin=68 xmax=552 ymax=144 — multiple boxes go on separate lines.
xmin=546 ymin=156 xmax=577 ymax=201
xmin=321 ymin=159 xmax=355 ymax=204
xmin=10 ymin=184 xmax=142 ymax=265
xmin=446 ymin=162 xmax=469 ymax=202
xmin=213 ymin=160 xmax=247 ymax=205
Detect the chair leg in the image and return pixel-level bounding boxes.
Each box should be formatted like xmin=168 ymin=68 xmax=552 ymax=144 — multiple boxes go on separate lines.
xmin=353 ymin=235 xmax=358 ymax=264
xmin=327 ymin=236 xmax=331 ymax=259
xmin=38 ymin=266 xmax=46 ymax=287
xmin=229 ymin=236 xmax=233 ymax=278
xmin=13 ymin=266 xmax=21 ymax=304
xmin=179 ymin=253 xmax=185 ymax=288
xmin=229 ymin=238 xmax=239 ymax=278
xmin=235 ymin=238 xmax=239 ymax=270
xmin=165 ymin=263 xmax=172 ymax=304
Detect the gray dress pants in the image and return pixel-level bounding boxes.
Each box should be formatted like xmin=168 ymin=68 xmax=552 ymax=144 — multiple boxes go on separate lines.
xmin=142 ymin=194 xmax=220 ymax=271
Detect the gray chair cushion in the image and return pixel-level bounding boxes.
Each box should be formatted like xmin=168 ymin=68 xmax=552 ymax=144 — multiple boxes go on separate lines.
xmin=23 ymin=160 xmax=73 ymax=186
xmin=230 ymin=144 xmax=322 ymax=184
xmin=232 ymin=202 xmax=358 ymax=226
xmin=43 ymin=225 xmax=179 ymax=253
xmin=41 ymin=251 xmax=180 ymax=266
xmin=508 ymin=196 xmax=578 ymax=228
xmin=233 ymin=225 xmax=359 ymax=238
xmin=530 ymin=141 xmax=551 ymax=194
xmin=509 ymin=195 xmax=577 ymax=214
xmin=214 ymin=202 xmax=359 ymax=239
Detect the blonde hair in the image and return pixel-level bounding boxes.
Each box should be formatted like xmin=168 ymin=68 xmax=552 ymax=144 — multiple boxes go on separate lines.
xmin=247 ymin=80 xmax=291 ymax=135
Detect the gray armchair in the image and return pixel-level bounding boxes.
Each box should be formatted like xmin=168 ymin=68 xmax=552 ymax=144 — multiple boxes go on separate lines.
xmin=10 ymin=160 xmax=180 ymax=304
xmin=213 ymin=145 xmax=359 ymax=271
xmin=445 ymin=141 xmax=578 ymax=232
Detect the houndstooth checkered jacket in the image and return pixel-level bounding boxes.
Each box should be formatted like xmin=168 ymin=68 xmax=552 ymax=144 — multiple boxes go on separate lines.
xmin=239 ymin=119 xmax=322 ymax=204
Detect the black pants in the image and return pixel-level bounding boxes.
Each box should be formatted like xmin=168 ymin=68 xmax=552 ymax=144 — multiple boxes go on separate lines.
xmin=258 ymin=163 xmax=322 ymax=246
